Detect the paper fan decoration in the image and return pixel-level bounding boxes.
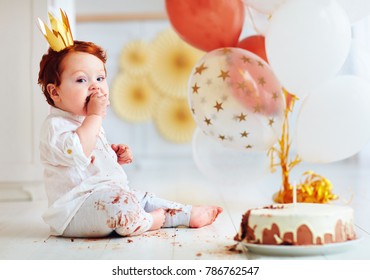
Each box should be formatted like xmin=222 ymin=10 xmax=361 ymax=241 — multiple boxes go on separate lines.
xmin=150 ymin=29 xmax=204 ymax=99
xmin=154 ymin=97 xmax=196 ymax=143
xmin=119 ymin=40 xmax=152 ymax=76
xmin=110 ymin=73 xmax=159 ymax=122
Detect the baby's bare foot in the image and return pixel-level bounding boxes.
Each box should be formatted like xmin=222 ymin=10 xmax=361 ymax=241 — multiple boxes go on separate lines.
xmin=149 ymin=208 xmax=166 ymax=231
xmin=189 ymin=206 xmax=223 ymax=228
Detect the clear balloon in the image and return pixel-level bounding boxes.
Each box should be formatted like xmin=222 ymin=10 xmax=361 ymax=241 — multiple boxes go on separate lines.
xmin=266 ymin=0 xmax=351 ymax=98
xmin=192 ymin=128 xmax=270 ymax=187
xmin=295 ymin=75 xmax=370 ymax=163
xmin=188 ymin=47 xmax=285 ymax=152
xmin=165 ymin=0 xmax=245 ymax=52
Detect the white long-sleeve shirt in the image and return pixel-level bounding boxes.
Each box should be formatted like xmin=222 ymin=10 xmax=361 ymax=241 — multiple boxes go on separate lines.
xmin=40 ymin=107 xmax=129 ymax=235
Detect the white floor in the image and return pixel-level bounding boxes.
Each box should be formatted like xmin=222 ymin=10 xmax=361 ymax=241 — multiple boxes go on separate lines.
xmin=0 ymin=158 xmax=369 ymax=260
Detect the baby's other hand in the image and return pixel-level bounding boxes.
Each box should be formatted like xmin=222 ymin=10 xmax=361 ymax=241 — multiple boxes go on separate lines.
xmin=111 ymin=144 xmax=133 ymax=165
xmin=149 ymin=208 xmax=166 ymax=231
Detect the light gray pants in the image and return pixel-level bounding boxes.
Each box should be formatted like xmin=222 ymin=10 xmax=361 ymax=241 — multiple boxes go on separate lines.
xmin=62 ymin=187 xmax=192 ymax=238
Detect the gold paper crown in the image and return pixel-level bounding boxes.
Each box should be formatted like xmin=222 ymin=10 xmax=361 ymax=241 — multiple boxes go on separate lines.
xmin=37 ymin=9 xmax=74 ymax=52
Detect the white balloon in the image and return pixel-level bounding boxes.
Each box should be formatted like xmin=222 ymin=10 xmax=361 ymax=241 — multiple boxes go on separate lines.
xmin=243 ymin=0 xmax=287 ymax=15
xmin=266 ymin=0 xmax=351 ymax=98
xmin=296 ymin=75 xmax=370 ymax=163
xmin=192 ymin=128 xmax=270 ymax=187
xmin=336 ymin=0 xmax=370 ymax=23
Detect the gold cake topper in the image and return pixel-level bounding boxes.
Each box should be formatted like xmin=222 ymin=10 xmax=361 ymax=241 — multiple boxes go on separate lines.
xmin=37 ymin=9 xmax=74 ymax=52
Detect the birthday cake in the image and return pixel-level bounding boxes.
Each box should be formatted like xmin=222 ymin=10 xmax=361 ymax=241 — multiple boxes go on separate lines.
xmin=234 ymin=203 xmax=356 ymax=245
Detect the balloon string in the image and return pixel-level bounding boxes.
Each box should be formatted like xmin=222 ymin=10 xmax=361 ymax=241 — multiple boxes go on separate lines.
xmin=245 ymin=5 xmax=263 ymax=34
xmin=245 ymin=5 xmax=272 ymax=35
xmin=268 ymin=90 xmax=338 ymax=204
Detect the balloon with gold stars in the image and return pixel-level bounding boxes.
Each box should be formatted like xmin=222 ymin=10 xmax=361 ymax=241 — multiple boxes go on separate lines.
xmin=188 ymin=47 xmax=285 ymax=151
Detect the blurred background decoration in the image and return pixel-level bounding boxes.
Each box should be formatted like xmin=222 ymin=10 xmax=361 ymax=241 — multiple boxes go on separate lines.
xmin=110 ymin=29 xmax=202 ymax=143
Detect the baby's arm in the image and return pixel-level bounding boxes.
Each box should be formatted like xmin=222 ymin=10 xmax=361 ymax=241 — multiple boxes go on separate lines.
xmin=76 ymin=93 xmax=109 ymax=156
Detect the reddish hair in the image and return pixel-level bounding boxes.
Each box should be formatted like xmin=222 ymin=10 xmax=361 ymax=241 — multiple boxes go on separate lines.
xmin=38 ymin=40 xmax=107 ymax=106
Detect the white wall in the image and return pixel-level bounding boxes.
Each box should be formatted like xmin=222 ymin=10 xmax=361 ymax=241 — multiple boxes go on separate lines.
xmin=76 ymin=0 xmax=165 ymax=15
xmin=0 ymin=0 xmax=49 ymax=182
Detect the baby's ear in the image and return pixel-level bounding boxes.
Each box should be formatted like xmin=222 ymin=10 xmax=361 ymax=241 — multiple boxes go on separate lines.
xmin=46 ymin=84 xmax=60 ymax=102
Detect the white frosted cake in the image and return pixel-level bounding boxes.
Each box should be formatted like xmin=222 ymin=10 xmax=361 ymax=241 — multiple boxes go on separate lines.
xmin=234 ymin=203 xmax=356 ymax=245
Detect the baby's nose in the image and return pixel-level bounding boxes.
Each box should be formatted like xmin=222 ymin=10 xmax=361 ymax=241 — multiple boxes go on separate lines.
xmin=90 ymin=83 xmax=100 ymax=90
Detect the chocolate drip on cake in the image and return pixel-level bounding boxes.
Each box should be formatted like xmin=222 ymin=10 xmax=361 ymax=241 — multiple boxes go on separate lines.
xmin=234 ymin=209 xmax=258 ymax=243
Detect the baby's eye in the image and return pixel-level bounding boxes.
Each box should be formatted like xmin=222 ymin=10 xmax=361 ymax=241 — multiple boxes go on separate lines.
xmin=97 ymin=76 xmax=105 ymax=82
xmin=76 ymin=78 xmax=87 ymax=83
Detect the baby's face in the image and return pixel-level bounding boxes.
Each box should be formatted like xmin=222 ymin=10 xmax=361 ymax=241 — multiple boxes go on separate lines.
xmin=54 ymin=51 xmax=109 ymax=116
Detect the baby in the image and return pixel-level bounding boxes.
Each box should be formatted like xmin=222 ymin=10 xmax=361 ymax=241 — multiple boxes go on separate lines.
xmin=37 ymin=37 xmax=222 ymax=237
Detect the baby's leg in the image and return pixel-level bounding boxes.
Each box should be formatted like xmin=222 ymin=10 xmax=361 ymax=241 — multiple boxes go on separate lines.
xmin=63 ymin=188 xmax=153 ymax=238
xmin=189 ymin=206 xmax=223 ymax=228
xmin=132 ymin=190 xmax=192 ymax=228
